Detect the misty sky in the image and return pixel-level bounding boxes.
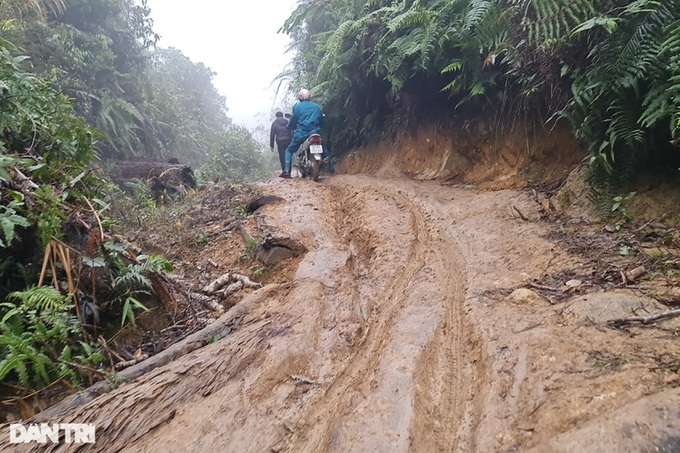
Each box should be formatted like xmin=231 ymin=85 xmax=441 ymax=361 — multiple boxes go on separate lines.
xmin=144 ymin=0 xmax=299 ymax=128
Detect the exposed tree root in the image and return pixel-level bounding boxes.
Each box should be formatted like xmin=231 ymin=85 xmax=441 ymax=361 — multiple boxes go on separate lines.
xmin=188 ymin=291 xmax=223 ymax=312
xmin=202 ymin=272 xmax=261 ymax=295
xmin=607 ymin=308 xmax=680 ymax=328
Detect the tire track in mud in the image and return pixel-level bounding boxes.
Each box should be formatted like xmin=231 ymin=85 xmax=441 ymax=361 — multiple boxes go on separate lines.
xmin=288 ymin=185 xmax=430 ymax=451
xmin=370 ymin=184 xmax=476 ymax=452
xmin=410 ymin=201 xmax=479 ymax=452
xmin=288 ymin=180 xmax=475 ymax=452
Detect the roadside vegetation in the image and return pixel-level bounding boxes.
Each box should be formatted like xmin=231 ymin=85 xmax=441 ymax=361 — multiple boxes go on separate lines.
xmin=0 ymin=0 xmax=270 ymax=406
xmin=282 ymin=0 xmax=680 ymax=186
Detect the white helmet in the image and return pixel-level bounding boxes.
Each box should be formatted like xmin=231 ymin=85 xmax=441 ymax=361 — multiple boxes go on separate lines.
xmin=298 ymin=89 xmax=311 ymax=101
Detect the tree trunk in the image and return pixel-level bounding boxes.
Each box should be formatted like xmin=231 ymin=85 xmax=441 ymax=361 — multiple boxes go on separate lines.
xmin=109 ymin=160 xmax=196 ymax=188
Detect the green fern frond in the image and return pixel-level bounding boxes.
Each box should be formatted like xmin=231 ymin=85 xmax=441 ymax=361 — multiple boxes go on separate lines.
xmin=606 ymin=91 xmax=646 ymax=155
xmin=442 ymin=60 xmax=463 ymax=74
xmin=0 ymin=350 xmax=30 ymax=386
xmin=135 ymin=254 xmax=173 ymax=273
xmin=639 ymin=83 xmax=674 ymax=128
xmin=571 ymin=17 xmax=619 ymax=35
xmin=660 ymin=19 xmax=680 ymax=135
xmin=0 ymin=199 xmax=30 ymax=248
xmin=7 ymin=286 xmax=68 ymax=314
xmin=419 ymin=20 xmax=441 ymax=69
xmin=324 ymin=20 xmax=355 ymax=60
xmin=389 ymin=28 xmax=427 ymax=58
xmin=110 ymin=254 xmax=171 ymax=299
xmin=463 ymin=0 xmax=494 ymax=31
xmin=281 ymin=1 xmax=320 ymax=34
xmin=473 ymin=4 xmax=508 ymax=50
xmin=598 ymin=0 xmax=675 ymax=87
xmin=386 ymin=64 xmax=412 ymax=92
xmin=0 ymin=329 xmax=54 ymax=387
xmin=515 ymin=0 xmax=594 ymax=46
xmin=349 ymin=6 xmax=394 ymax=36
xmin=371 ymin=2 xmax=426 ymax=65
xmin=112 ymin=271 xmax=152 ymax=292
xmin=388 ymin=8 xmax=434 ymax=33
xmin=95 ymin=91 xmax=144 ymax=156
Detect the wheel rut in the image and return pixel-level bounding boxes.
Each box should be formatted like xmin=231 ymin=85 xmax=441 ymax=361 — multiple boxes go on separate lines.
xmin=286 ymin=180 xmax=477 ymax=452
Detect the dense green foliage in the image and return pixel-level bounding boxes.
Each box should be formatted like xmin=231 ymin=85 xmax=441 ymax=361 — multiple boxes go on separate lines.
xmin=1 ymin=0 xmax=265 ymax=171
xmin=203 ymin=125 xmax=270 ymax=182
xmin=8 ymin=0 xmax=158 ymax=159
xmin=0 ymin=37 xmax=101 ymax=247
xmin=145 ymin=48 xmax=232 ymax=166
xmin=283 ymin=0 xmax=680 ymax=181
xmin=0 ymin=0 xmax=268 ymax=395
xmin=0 ymin=31 xmax=185 ymax=390
xmin=0 ymin=287 xmax=104 ymax=388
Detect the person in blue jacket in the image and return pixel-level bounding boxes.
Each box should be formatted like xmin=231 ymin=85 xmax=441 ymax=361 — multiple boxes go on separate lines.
xmin=281 ymin=89 xmax=334 ymax=178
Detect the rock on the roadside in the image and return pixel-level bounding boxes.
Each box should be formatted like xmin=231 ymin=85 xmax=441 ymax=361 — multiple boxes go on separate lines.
xmin=506 ymin=288 xmax=550 ymax=305
xmin=257 ymin=234 xmax=307 ymax=266
xmin=564 ymin=290 xmax=680 ymax=327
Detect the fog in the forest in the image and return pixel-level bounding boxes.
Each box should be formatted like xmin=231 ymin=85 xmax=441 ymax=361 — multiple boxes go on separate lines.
xmin=145 ymin=0 xmax=298 ymax=128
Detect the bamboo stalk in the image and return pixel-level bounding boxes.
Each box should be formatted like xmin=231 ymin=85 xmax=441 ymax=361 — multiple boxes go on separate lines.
xmin=38 ymin=241 xmax=52 ymax=288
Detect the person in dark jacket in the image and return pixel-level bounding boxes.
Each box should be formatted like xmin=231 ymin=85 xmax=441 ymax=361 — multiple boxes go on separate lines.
xmin=270 ymin=111 xmax=293 ymax=175
xmin=281 ymin=89 xmax=334 ymax=178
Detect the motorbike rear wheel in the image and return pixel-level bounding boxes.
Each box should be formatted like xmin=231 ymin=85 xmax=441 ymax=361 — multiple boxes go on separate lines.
xmin=311 ymin=159 xmax=321 ymax=182
xmin=297 ymin=153 xmax=308 ymax=178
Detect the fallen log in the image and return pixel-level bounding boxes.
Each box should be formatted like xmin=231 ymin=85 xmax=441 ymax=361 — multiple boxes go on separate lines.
xmin=109 ymin=160 xmax=196 ymax=188
xmin=31 ymin=284 xmax=281 ymax=421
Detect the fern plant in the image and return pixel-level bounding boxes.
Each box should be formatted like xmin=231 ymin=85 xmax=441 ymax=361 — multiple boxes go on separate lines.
xmin=510 ymin=0 xmax=595 ymax=47
xmin=0 ymin=286 xmax=101 ymax=388
xmin=562 ymin=0 xmax=680 ymax=183
xmin=104 ymin=250 xmax=173 ymax=327
xmin=0 ymin=326 xmax=54 ymax=386
xmin=94 ymin=90 xmax=145 ymax=158
xmin=282 ymin=0 xmax=679 ymax=183
xmin=1 ymin=285 xmax=68 ymax=316
xmin=0 ymin=197 xmax=30 ymax=248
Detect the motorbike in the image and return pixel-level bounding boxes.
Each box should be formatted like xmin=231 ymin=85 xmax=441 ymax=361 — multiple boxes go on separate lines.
xmin=294 ymin=134 xmax=328 ymax=182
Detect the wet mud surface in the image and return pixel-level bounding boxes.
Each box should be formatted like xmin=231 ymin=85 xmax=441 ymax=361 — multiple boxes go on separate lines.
xmin=4 ymin=174 xmax=680 ymax=452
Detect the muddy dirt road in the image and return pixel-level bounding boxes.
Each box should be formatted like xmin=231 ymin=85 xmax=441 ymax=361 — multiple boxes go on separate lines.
xmin=7 ymin=174 xmax=680 ymax=452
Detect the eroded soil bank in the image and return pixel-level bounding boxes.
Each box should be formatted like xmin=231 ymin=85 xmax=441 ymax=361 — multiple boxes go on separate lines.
xmin=4 ymin=168 xmax=680 ymax=452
